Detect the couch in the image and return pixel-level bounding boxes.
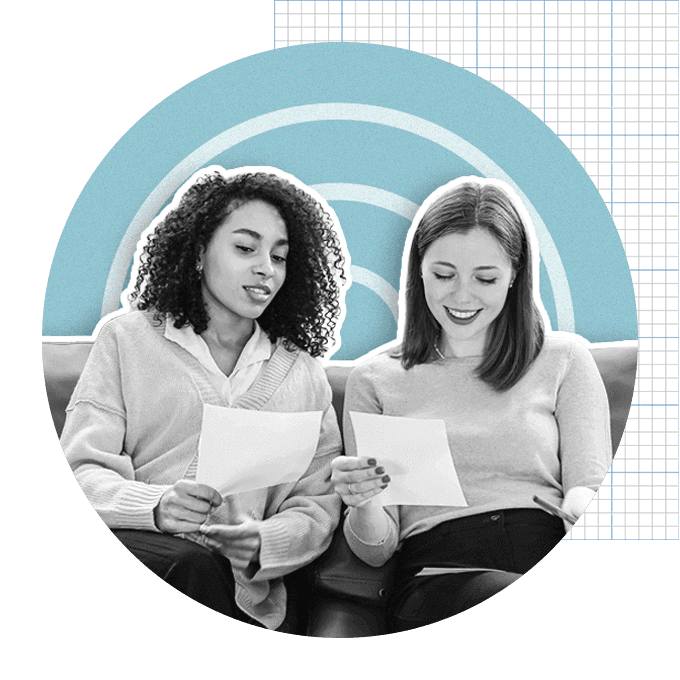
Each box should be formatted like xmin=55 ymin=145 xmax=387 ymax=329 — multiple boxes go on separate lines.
xmin=42 ymin=339 xmax=637 ymax=637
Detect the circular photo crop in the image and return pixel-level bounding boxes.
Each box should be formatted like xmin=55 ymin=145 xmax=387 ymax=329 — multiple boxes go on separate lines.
xmin=43 ymin=42 xmax=637 ymax=636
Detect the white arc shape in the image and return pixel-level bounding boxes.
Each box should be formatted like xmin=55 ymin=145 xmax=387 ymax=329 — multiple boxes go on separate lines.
xmin=311 ymin=182 xmax=410 ymax=322
xmin=102 ymin=103 xmax=573 ymax=331
xmin=349 ymin=265 xmax=400 ymax=322
xmin=311 ymin=183 xmax=420 ymax=221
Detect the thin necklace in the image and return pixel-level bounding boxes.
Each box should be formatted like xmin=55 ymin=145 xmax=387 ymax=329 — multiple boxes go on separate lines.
xmin=433 ymin=341 xmax=446 ymax=360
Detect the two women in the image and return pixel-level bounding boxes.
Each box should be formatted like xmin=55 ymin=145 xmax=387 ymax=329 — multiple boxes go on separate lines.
xmin=332 ymin=177 xmax=611 ymax=632
xmin=62 ymin=168 xmax=347 ymax=632
xmin=64 ymin=168 xmax=610 ymax=634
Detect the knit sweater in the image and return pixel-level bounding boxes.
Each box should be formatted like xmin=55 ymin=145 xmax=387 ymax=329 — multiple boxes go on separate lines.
xmin=343 ymin=333 xmax=611 ymax=567
xmin=61 ymin=310 xmax=342 ymax=629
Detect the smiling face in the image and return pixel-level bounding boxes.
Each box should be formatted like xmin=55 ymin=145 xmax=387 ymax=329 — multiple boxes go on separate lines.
xmin=421 ymin=227 xmax=515 ymax=357
xmin=199 ymin=199 xmax=289 ymax=329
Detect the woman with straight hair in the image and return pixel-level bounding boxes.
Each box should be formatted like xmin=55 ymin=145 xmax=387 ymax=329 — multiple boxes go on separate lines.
xmin=331 ymin=177 xmax=611 ymax=632
xmin=62 ymin=167 xmax=346 ymax=633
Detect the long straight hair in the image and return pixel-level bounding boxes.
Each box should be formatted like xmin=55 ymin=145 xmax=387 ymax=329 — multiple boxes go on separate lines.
xmin=399 ymin=179 xmax=545 ymax=391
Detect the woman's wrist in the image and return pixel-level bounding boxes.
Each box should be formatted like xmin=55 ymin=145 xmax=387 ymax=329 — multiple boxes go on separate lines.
xmin=347 ymin=499 xmax=390 ymax=545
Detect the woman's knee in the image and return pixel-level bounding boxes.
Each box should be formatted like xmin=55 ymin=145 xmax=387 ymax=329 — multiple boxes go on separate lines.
xmin=452 ymin=571 xmax=521 ymax=614
xmin=392 ymin=570 xmax=522 ymax=631
xmin=163 ymin=542 xmax=233 ymax=588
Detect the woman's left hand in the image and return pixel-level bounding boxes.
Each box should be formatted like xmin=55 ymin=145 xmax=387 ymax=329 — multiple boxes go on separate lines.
xmin=199 ymin=519 xmax=262 ymax=571
xmin=562 ymin=486 xmax=597 ymax=531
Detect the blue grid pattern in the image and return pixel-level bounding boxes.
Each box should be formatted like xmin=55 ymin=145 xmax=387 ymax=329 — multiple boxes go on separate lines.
xmin=274 ymin=0 xmax=679 ymax=540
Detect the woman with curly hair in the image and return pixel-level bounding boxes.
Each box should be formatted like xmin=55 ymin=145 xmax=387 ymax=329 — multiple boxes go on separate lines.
xmin=61 ymin=167 xmax=347 ymax=633
xmin=331 ymin=177 xmax=610 ymax=632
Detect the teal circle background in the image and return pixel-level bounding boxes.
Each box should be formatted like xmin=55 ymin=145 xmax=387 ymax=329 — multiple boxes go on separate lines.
xmin=44 ymin=43 xmax=637 ymax=359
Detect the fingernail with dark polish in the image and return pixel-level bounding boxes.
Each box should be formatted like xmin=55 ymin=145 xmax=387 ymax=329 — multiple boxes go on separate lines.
xmin=375 ymin=466 xmax=385 ymax=475
xmin=367 ymin=458 xmax=377 ymax=466
xmin=381 ymin=484 xmax=388 ymax=489
xmin=382 ymin=475 xmax=391 ymax=483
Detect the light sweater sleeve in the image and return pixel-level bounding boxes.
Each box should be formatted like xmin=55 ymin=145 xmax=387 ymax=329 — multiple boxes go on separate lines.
xmin=341 ymin=360 xmax=400 ymax=567
xmin=556 ymin=337 xmax=613 ymax=493
xmin=61 ymin=323 xmax=170 ymax=530
xmin=251 ymin=366 xmax=342 ymax=582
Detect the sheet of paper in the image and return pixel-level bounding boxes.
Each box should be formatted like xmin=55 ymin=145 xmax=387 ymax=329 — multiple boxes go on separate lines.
xmin=349 ymin=411 xmax=468 ymax=507
xmin=196 ymin=404 xmax=323 ymax=496
xmin=415 ymin=567 xmax=507 ymax=577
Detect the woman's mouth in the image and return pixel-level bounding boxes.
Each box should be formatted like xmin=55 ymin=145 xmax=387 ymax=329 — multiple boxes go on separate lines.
xmin=244 ymin=285 xmax=272 ymax=303
xmin=444 ymin=307 xmax=482 ymax=325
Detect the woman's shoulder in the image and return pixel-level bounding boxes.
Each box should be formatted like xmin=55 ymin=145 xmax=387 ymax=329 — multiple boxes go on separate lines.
xmin=268 ymin=343 xmax=336 ymax=410
xmin=95 ymin=309 xmax=158 ymax=335
xmin=348 ymin=344 xmax=404 ymax=383
xmin=273 ymin=341 xmax=329 ymax=383
xmin=541 ymin=332 xmax=590 ymax=357
xmin=537 ymin=332 xmax=595 ymax=378
xmin=92 ymin=310 xmax=165 ymax=356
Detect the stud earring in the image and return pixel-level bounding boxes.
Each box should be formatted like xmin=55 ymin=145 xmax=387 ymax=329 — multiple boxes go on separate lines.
xmin=196 ymin=261 xmax=203 ymax=273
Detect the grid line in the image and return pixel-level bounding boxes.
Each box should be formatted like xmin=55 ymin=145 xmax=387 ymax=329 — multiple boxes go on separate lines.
xmin=274 ymin=0 xmax=680 ymax=540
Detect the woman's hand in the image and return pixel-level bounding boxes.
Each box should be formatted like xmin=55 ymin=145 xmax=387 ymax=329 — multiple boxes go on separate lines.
xmin=199 ymin=520 xmax=262 ymax=572
xmin=331 ymin=456 xmax=391 ymax=508
xmin=153 ymin=480 xmax=222 ymax=534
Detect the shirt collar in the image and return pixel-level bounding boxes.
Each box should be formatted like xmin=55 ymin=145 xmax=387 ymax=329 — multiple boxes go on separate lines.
xmin=164 ymin=318 xmax=273 ymax=376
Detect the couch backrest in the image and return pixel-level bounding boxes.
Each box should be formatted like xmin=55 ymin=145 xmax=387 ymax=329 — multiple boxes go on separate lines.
xmin=43 ymin=340 xmax=637 ymax=454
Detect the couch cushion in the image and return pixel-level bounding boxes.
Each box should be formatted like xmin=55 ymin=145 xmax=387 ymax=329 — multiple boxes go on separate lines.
xmin=43 ymin=342 xmax=93 ymax=438
xmin=589 ymin=343 xmax=637 ymax=454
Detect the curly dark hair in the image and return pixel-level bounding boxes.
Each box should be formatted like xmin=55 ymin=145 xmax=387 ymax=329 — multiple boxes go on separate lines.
xmin=129 ymin=169 xmax=346 ymax=357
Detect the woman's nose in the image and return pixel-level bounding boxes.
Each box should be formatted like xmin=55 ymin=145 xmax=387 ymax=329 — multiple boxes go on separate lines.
xmin=254 ymin=257 xmax=275 ymax=278
xmin=450 ymin=281 xmax=474 ymax=304
xmin=450 ymin=278 xmax=466 ymax=295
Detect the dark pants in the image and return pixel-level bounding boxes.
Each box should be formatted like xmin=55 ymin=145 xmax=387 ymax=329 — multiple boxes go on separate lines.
xmin=112 ymin=530 xmax=307 ymax=634
xmin=391 ymin=509 xmax=565 ymax=632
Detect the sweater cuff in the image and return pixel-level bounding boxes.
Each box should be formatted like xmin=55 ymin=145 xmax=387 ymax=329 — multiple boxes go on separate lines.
xmin=562 ymin=486 xmax=597 ymax=520
xmin=345 ymin=506 xmax=390 ymax=546
xmin=343 ymin=508 xmax=397 ymax=568
xmin=248 ymin=516 xmax=292 ymax=582
xmin=107 ymin=483 xmax=170 ymax=532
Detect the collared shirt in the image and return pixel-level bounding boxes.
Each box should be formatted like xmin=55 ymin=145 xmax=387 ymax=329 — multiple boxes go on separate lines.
xmin=164 ymin=318 xmax=274 ymax=405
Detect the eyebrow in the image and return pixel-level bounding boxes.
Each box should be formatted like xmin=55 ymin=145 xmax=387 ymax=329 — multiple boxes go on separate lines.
xmin=232 ymin=228 xmax=289 ymax=247
xmin=431 ymin=261 xmax=501 ymax=271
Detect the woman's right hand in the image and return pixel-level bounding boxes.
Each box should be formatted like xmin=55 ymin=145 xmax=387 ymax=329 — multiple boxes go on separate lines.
xmin=154 ymin=480 xmax=223 ymax=533
xmin=330 ymin=456 xmax=391 ymax=508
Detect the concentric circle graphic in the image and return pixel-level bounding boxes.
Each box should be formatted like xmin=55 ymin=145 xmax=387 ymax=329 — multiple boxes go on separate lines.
xmin=101 ymin=105 xmax=572 ymax=330
xmin=44 ymin=43 xmax=637 ymax=358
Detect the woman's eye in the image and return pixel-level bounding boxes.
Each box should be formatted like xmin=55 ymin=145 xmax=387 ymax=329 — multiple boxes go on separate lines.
xmin=272 ymin=254 xmax=287 ymax=264
xmin=477 ymin=278 xmax=497 ymax=285
xmin=236 ymin=245 xmax=254 ymax=253
xmin=433 ymin=272 xmax=453 ymax=280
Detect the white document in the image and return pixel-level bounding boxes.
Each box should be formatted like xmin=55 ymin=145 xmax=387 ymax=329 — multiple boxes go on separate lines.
xmin=196 ymin=404 xmax=323 ymax=496
xmin=416 ymin=567 xmax=506 ymax=577
xmin=349 ymin=411 xmax=468 ymax=507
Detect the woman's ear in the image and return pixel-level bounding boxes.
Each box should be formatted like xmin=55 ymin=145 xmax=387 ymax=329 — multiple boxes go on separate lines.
xmin=196 ymin=247 xmax=205 ymax=273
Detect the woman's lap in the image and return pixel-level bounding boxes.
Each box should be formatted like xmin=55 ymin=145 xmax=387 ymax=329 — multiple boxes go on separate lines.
xmin=112 ymin=529 xmax=253 ymax=622
xmin=112 ymin=529 xmax=306 ymax=634
xmin=390 ymin=509 xmax=564 ymax=631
